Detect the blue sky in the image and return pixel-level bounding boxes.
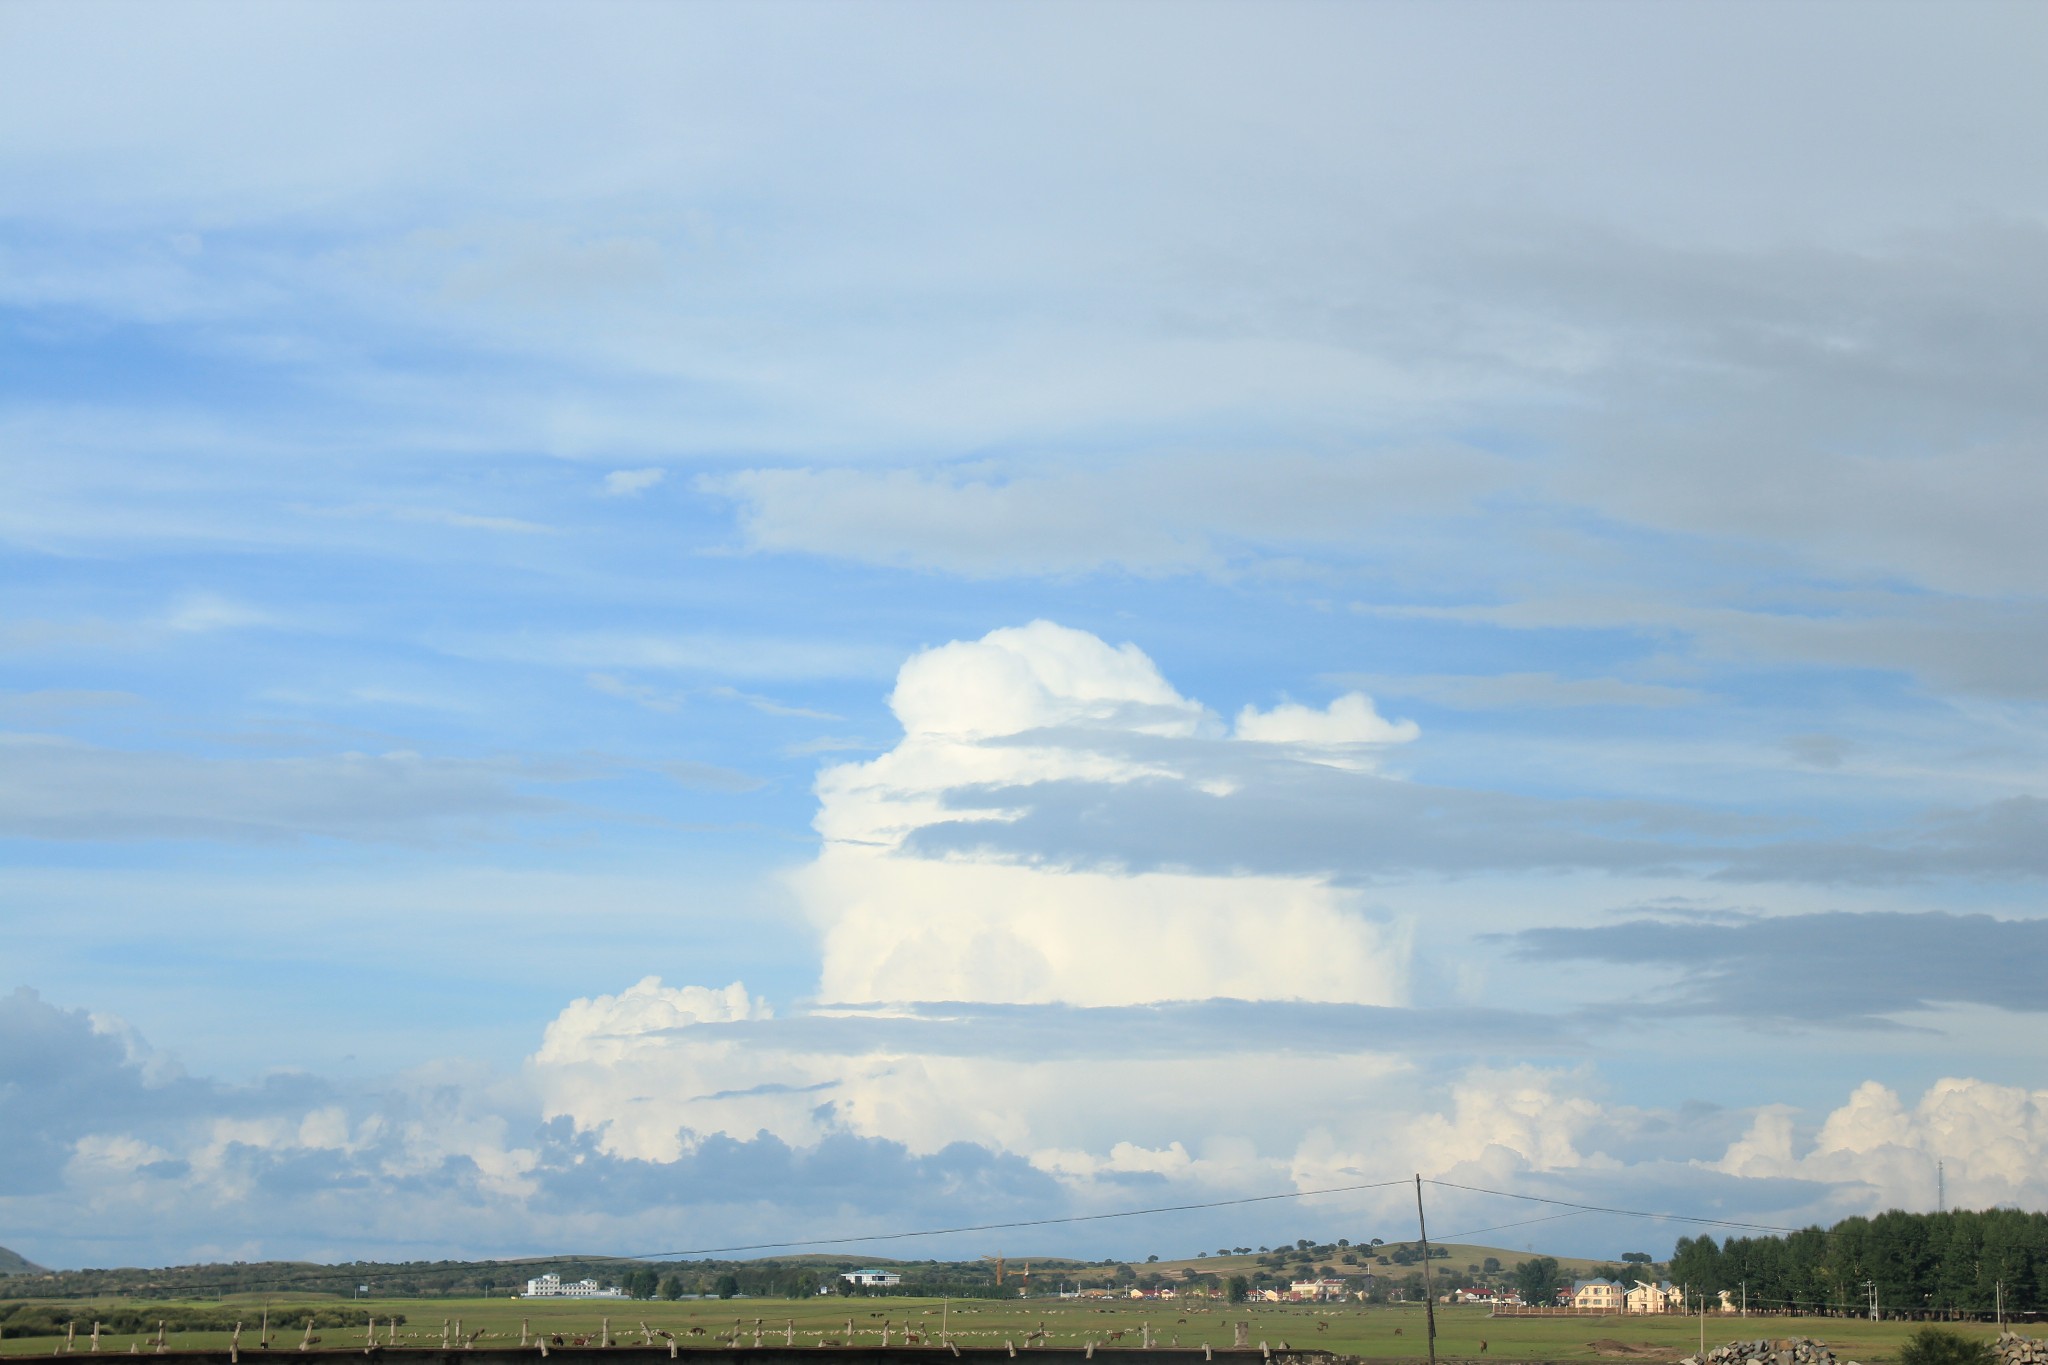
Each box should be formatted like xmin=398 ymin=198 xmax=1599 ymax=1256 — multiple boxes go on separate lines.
xmin=5 ymin=0 xmax=2048 ymax=1271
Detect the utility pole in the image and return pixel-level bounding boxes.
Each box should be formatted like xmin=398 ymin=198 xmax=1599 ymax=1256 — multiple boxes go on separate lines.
xmin=1741 ymin=1282 xmax=1747 ymax=1319
xmin=1414 ymin=1175 xmax=1438 ymax=1365
xmin=1996 ymin=1282 xmax=2004 ymax=1330
xmin=1862 ymin=1281 xmax=1878 ymax=1322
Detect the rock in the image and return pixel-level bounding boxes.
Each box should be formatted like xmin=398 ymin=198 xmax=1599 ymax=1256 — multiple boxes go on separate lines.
xmin=1692 ymin=1336 xmax=1838 ymax=1365
xmin=1994 ymin=1334 xmax=2048 ymax=1365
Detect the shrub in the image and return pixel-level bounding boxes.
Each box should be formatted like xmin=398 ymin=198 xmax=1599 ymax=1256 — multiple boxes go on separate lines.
xmin=1898 ymin=1328 xmax=1994 ymax=1365
xmin=0 ymin=1305 xmax=402 ymax=1340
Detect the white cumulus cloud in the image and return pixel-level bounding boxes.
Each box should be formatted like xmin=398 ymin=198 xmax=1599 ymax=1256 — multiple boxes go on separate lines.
xmin=535 ymin=976 xmax=770 ymax=1066
xmin=801 ymin=622 xmax=1409 ymax=1008
xmin=1714 ymin=1077 xmax=2048 ymax=1210
xmin=1234 ymin=692 xmax=1419 ymax=765
xmin=526 ymin=623 xmax=1426 ymax=1165
xmin=533 ymin=977 xmax=798 ymax=1162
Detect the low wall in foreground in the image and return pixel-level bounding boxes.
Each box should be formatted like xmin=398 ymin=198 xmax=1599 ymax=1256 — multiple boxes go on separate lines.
xmin=100 ymin=1348 xmax=1338 ymax=1365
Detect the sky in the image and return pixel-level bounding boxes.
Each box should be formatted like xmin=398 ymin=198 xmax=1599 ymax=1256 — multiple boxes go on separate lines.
xmin=3 ymin=0 xmax=2048 ymax=1274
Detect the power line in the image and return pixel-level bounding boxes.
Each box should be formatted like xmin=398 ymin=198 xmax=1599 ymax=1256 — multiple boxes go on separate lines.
xmin=91 ymin=1178 xmax=1416 ymax=1295
xmin=620 ymin=1178 xmax=1415 ymax=1261
xmin=1424 ymin=1178 xmax=1800 ymax=1235
xmin=1432 ymin=1209 xmax=1590 ymax=1244
xmin=42 ymin=1173 xmax=1818 ymax=1298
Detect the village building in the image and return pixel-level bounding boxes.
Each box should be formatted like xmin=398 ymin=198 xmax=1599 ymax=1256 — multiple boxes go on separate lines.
xmin=1625 ymin=1281 xmax=1685 ymax=1314
xmin=1570 ymin=1279 xmax=1627 ymax=1312
xmin=521 ymin=1273 xmax=624 ymax=1298
xmin=1451 ymin=1287 xmax=1507 ymax=1305
xmin=840 ymin=1269 xmax=903 ymax=1288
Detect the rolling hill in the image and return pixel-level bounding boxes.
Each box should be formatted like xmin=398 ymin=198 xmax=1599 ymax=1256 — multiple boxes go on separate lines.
xmin=0 ymin=1245 xmax=48 ymax=1275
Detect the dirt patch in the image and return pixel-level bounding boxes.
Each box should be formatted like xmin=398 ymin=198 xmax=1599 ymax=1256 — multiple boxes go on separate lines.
xmin=1588 ymin=1341 xmax=1675 ymax=1357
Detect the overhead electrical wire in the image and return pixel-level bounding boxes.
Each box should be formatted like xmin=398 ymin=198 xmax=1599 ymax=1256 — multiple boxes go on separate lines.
xmin=619 ymin=1178 xmax=1417 ymax=1262
xmin=1424 ymin=1177 xmax=1801 ymax=1236
xmin=57 ymin=1173 xmax=1822 ymax=1296
xmin=1431 ymin=1209 xmax=1591 ymax=1244
xmin=134 ymin=1178 xmax=1418 ymax=1295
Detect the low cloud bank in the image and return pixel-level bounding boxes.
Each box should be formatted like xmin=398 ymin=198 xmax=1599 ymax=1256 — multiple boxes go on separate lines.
xmin=8 ymin=977 xmax=2048 ymax=1269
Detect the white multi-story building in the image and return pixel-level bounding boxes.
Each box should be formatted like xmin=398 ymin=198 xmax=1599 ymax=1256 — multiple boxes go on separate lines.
xmin=840 ymin=1270 xmax=903 ymax=1288
xmin=523 ymin=1273 xmax=626 ymax=1298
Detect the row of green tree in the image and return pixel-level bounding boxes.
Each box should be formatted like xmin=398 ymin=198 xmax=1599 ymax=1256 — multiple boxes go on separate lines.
xmin=1667 ymin=1209 xmax=2048 ymax=1319
xmin=2 ymin=1255 xmax=1103 ymax=1303
xmin=0 ymin=1304 xmax=402 ymax=1340
xmin=1474 ymin=1254 xmax=1662 ymax=1309
xmin=620 ymin=1265 xmax=1023 ymax=1301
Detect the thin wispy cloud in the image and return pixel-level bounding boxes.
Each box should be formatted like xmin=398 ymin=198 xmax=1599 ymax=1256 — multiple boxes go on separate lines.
xmin=600 ymin=467 xmax=666 ymax=497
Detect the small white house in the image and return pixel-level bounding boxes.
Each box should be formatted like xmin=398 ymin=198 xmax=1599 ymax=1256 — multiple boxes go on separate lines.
xmin=841 ymin=1269 xmax=903 ymax=1288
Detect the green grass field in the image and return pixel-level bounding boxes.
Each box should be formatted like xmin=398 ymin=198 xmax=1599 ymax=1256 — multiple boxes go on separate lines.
xmin=0 ymin=1295 xmax=2017 ymax=1362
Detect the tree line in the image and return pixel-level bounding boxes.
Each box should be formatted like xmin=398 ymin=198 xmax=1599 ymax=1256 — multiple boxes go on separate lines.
xmin=0 ymin=1305 xmax=401 ymax=1341
xmin=1668 ymin=1209 xmax=2048 ymax=1319
xmin=0 ymin=1255 xmax=1094 ymax=1304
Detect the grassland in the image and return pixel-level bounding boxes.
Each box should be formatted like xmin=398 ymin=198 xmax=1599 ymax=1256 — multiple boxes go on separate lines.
xmin=0 ymin=1294 xmax=2016 ymax=1362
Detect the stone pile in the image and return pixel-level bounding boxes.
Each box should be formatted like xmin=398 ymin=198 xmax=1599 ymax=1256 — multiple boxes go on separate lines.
xmin=1996 ymin=1332 xmax=2048 ymax=1365
xmin=1679 ymin=1338 xmax=1851 ymax=1365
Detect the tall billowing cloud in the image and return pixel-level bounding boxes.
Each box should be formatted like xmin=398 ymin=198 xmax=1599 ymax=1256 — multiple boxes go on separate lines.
xmin=801 ymin=622 xmax=1414 ymax=1008
xmin=530 ymin=623 xmax=1420 ymax=1169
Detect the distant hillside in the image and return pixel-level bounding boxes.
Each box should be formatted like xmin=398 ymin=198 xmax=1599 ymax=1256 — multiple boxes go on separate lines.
xmin=0 ymin=1240 xmax=1635 ymax=1301
xmin=1148 ymin=1241 xmax=1635 ymax=1283
xmin=0 ymin=1245 xmax=48 ymax=1276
